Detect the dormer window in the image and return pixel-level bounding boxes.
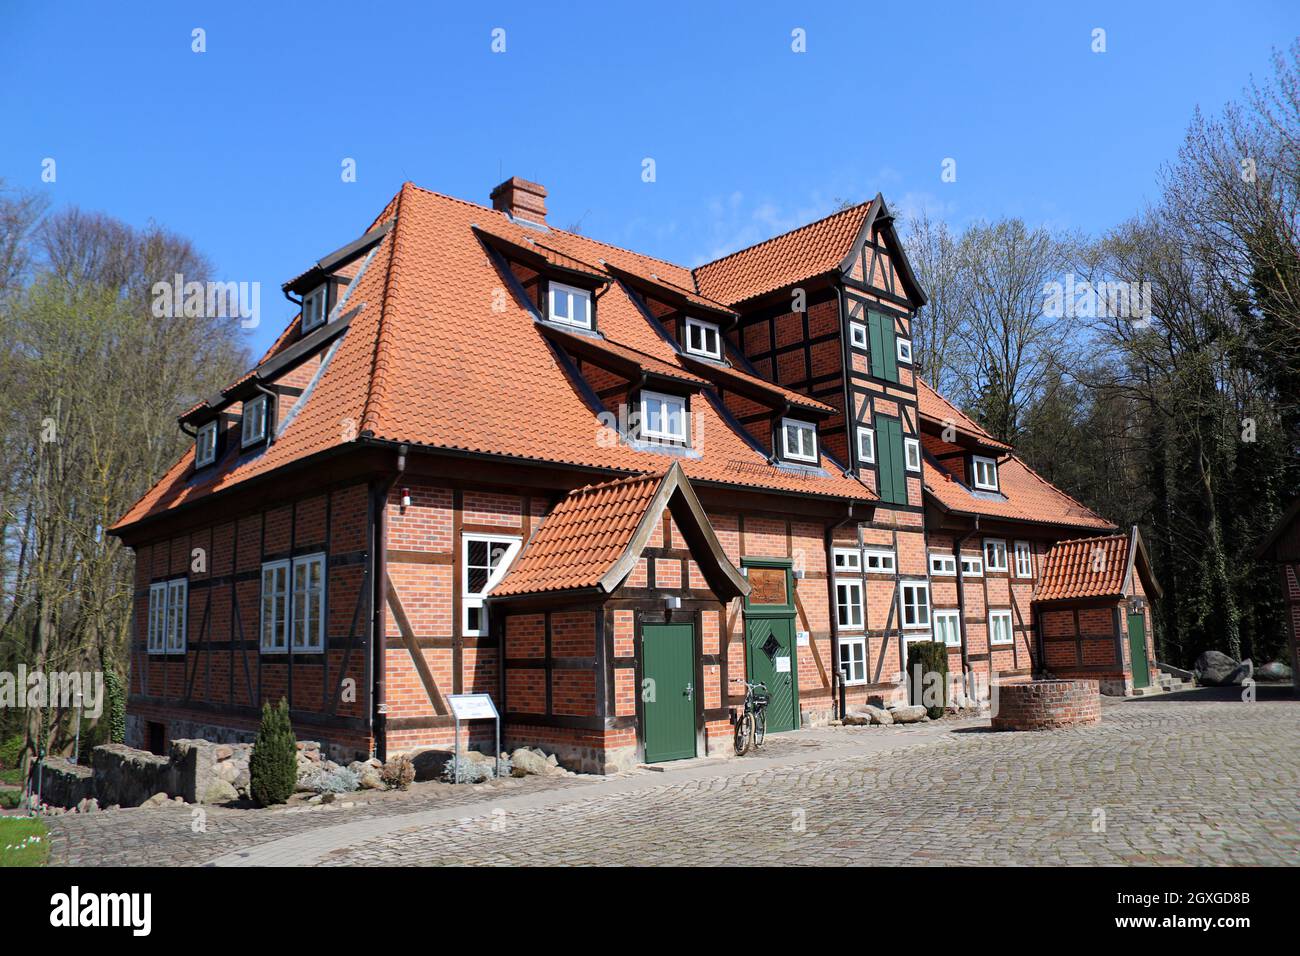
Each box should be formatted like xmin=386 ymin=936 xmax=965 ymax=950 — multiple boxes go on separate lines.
xmin=194 ymin=421 xmax=218 ymax=468
xmin=639 ymin=390 xmax=687 ymax=444
xmin=547 ymin=281 xmax=592 ymax=329
xmin=971 ymin=455 xmax=999 ymax=491
xmin=896 ymin=338 xmax=913 ymax=364
xmin=780 ymin=418 xmax=818 ymax=464
xmin=684 ymin=317 xmax=722 ymax=359
xmin=241 ymin=394 xmax=270 ymax=448
xmin=301 ymin=284 xmax=328 ymax=334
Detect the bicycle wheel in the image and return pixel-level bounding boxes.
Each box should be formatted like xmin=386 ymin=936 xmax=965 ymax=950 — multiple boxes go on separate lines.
xmin=754 ymin=706 xmax=766 ymax=747
xmin=733 ymin=710 xmax=753 ymax=756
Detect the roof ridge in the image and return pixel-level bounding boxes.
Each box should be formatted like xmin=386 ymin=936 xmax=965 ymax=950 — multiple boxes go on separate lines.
xmin=693 ymin=201 xmax=870 ymax=273
xmin=1046 ymin=532 xmax=1126 ymax=548
xmin=570 ymin=470 xmax=665 ymax=496
xmin=1009 ymin=454 xmax=1111 ymax=525
xmin=359 ymin=183 xmax=408 ymax=437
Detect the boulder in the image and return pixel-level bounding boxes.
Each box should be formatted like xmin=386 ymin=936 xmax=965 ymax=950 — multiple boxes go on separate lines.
xmin=1256 ymin=661 xmax=1293 ymax=682
xmin=841 ymin=714 xmax=871 ymax=727
xmin=888 ymin=704 xmax=927 ymax=724
xmin=1195 ymin=650 xmax=1251 ymax=686
xmin=74 ymin=797 xmax=99 ymax=814
xmin=142 ymin=791 xmax=172 ymax=808
xmin=510 ymin=748 xmax=551 ymax=776
xmin=848 ymin=704 xmax=893 ymax=726
xmin=409 ymin=748 xmax=454 ymax=782
xmin=200 ymin=778 xmax=239 ymax=805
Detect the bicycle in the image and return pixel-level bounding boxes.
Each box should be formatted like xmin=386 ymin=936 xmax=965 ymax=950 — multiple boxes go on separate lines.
xmin=731 ymin=678 xmax=769 ymax=755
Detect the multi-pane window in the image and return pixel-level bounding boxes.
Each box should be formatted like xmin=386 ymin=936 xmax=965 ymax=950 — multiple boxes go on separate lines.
xmin=640 ymin=391 xmax=688 ymax=444
xmin=989 ymin=609 xmax=1014 ymax=645
xmin=148 ymin=579 xmax=188 ymax=654
xmin=900 ymin=581 xmax=930 ymax=628
xmin=547 ymin=281 xmax=593 ymax=329
xmin=933 ymin=609 xmax=962 ymax=647
xmin=781 ymin=419 xmax=818 ymax=463
xmin=242 ymin=394 xmax=269 ymax=448
xmin=195 ymin=421 xmax=218 ymax=468
xmin=301 ymin=284 xmax=328 ymax=333
xmin=856 ymin=426 xmax=875 ymax=464
xmin=838 ymin=635 xmax=867 ymax=684
xmin=904 ymin=437 xmax=921 ymax=472
xmin=684 ymin=317 xmax=722 ymax=359
xmin=984 ymin=538 xmax=1009 ymax=572
xmin=960 ymin=553 xmax=983 ymax=577
xmin=971 ymin=455 xmax=998 ymax=491
xmin=833 ymin=548 xmax=861 ymax=573
xmin=260 ymin=560 xmax=290 ymax=652
xmin=1014 ymin=541 xmax=1034 ymax=578
xmin=863 ymin=548 xmax=896 ymax=573
xmin=835 ymin=580 xmax=863 ymax=630
xmin=463 ymin=535 xmax=522 ymax=636
xmin=291 ymin=554 xmax=326 ymax=652
xmin=929 ymin=552 xmax=957 ymax=576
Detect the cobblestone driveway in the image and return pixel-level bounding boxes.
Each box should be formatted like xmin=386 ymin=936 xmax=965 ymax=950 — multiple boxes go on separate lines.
xmin=46 ymin=688 xmax=1299 ymax=866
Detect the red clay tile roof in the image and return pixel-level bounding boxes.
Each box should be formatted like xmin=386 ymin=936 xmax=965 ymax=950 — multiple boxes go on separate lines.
xmin=915 ymin=378 xmax=1012 ymax=451
xmin=1035 ymin=533 xmax=1129 ymax=601
xmin=693 ymin=203 xmax=870 ymax=306
xmin=923 ymin=455 xmax=1113 ymax=531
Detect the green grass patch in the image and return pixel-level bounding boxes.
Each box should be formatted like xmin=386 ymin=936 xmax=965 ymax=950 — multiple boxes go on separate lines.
xmin=0 ymin=766 xmax=25 ymax=786
xmin=0 ymin=818 xmax=49 ymax=867
xmin=0 ymin=790 xmax=22 ymax=810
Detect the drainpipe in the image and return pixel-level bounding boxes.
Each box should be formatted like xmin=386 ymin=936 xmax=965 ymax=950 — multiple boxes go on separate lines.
xmin=953 ymin=517 xmax=979 ymax=702
xmin=372 ymin=444 xmax=408 ymax=761
xmin=824 ymin=503 xmax=857 ymax=720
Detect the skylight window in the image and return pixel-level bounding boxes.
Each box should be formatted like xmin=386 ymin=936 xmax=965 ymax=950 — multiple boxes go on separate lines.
xmin=684 ymin=317 xmax=722 ymax=359
xmin=547 ymin=281 xmax=593 ymax=329
xmin=640 ymin=391 xmax=688 ymax=444
xmin=195 ymin=421 xmax=218 ymax=468
xmin=302 ymin=284 xmax=328 ymax=333
xmin=241 ymin=394 xmax=270 ymax=448
xmin=780 ymin=419 xmax=818 ymax=464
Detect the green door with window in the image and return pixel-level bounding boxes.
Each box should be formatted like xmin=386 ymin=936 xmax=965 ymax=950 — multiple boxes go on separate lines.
xmin=642 ymin=623 xmax=697 ymax=762
xmin=1127 ymin=611 xmax=1150 ymax=689
xmin=743 ymin=559 xmax=799 ymax=734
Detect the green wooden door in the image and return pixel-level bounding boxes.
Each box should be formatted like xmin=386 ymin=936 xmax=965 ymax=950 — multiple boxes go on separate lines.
xmin=642 ymin=623 xmax=697 ymax=762
xmin=1127 ymin=612 xmax=1150 ymax=689
xmin=746 ymin=615 xmax=798 ymax=733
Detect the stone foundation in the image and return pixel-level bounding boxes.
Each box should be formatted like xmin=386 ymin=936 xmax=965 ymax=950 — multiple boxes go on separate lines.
xmin=991 ymin=679 xmax=1101 ymax=731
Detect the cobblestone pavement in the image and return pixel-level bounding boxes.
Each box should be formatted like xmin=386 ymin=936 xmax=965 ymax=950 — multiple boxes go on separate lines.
xmin=45 ymin=688 xmax=1299 ymax=866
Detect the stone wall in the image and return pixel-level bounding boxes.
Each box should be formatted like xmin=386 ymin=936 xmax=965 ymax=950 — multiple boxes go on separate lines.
xmin=93 ymin=743 xmax=176 ymax=807
xmin=33 ymin=757 xmax=95 ymax=809
xmin=991 ymin=679 xmax=1101 ymax=731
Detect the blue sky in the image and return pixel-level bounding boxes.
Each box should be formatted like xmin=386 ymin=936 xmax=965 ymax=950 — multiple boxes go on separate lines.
xmin=2 ymin=1 xmax=1296 ymax=353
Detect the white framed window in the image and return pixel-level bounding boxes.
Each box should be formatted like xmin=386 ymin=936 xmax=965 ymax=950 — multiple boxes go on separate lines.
xmin=290 ymin=553 xmax=326 ymax=653
xmin=989 ymin=609 xmax=1014 ymax=645
xmin=463 ymin=534 xmax=522 ymax=636
xmin=984 ymin=538 xmax=1008 ymax=573
xmin=856 ymin=426 xmax=875 ymax=464
xmin=780 ymin=418 xmax=818 ymax=463
xmin=147 ymin=582 xmax=167 ymax=654
xmin=148 ymin=578 xmax=187 ymax=655
xmin=835 ymin=579 xmax=863 ymax=630
xmin=896 ymin=338 xmax=913 ymax=364
xmin=260 ymin=559 xmax=290 ymax=653
xmin=971 ymin=455 xmax=998 ymax=491
xmin=933 ymin=609 xmax=962 ymax=647
xmin=684 ymin=317 xmax=722 ymax=359
xmin=960 ymin=553 xmax=983 ymax=577
xmin=1014 ymin=540 xmax=1034 ymax=578
xmin=849 ymin=322 xmax=868 ymax=349
xmin=904 ymin=437 xmax=921 ymax=472
xmin=838 ymin=634 xmax=867 ymax=684
xmin=241 ymin=394 xmax=269 ymax=448
xmin=863 ymin=548 xmax=896 ymax=573
xmin=900 ymin=580 xmax=930 ymax=629
xmin=929 ymin=552 xmax=957 ymax=576
xmin=547 ymin=281 xmax=593 ymax=329
xmin=301 ymin=284 xmax=328 ymax=333
xmin=833 ymin=548 xmax=861 ymax=573
xmin=195 ymin=420 xmax=218 ymax=468
xmin=639 ymin=390 xmax=688 ymax=444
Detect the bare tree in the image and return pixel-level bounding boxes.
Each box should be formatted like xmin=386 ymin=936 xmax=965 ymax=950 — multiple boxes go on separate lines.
xmin=902 ymin=211 xmax=969 ymax=396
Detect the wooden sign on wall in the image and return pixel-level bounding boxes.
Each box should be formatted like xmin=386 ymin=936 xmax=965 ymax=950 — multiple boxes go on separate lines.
xmin=748 ymin=567 xmax=787 ymax=606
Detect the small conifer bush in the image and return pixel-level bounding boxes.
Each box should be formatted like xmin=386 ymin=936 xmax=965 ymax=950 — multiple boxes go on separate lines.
xmin=250 ymin=698 xmax=296 ymax=806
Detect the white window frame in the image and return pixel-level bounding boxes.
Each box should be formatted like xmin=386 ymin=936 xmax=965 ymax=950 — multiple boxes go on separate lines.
xmin=148 ymin=578 xmax=187 ymax=655
xmin=863 ymin=547 xmax=896 ymax=573
xmin=639 ymin=390 xmax=689 ymax=444
xmin=301 ymin=284 xmax=328 ymax=333
xmin=835 ymin=579 xmax=864 ymax=631
xmin=989 ymin=609 xmax=1014 ymax=645
xmin=896 ymin=338 xmax=913 ymax=364
xmin=904 ymin=437 xmax=921 ymax=472
xmin=960 ymin=553 xmax=983 ymax=577
xmin=260 ymin=559 xmax=290 ymax=654
xmin=195 ymin=420 xmax=218 ymax=468
xmin=900 ymin=580 xmax=930 ymax=629
xmin=780 ymin=418 xmax=818 ymax=464
xmin=684 ymin=317 xmax=722 ymax=360
xmin=547 ymin=281 xmax=593 ymax=329
xmin=856 ymin=426 xmax=875 ymax=464
xmin=984 ymin=538 xmax=1009 ymax=573
xmin=933 ymin=609 xmax=962 ymax=647
xmin=832 ymin=548 xmax=861 ymax=573
xmin=241 ymin=394 xmax=269 ymax=448
xmin=929 ymin=552 xmax=957 ymax=576
xmin=462 ymin=534 xmax=523 ymax=637
xmin=972 ymin=455 xmax=999 ymax=491
xmin=1014 ymin=540 xmax=1034 ymax=579
xmin=838 ymin=634 xmax=867 ymax=685
xmin=290 ymin=553 xmax=327 ymax=654
xmin=147 ymin=582 xmax=167 ymax=654
xmin=849 ymin=322 xmax=868 ymax=349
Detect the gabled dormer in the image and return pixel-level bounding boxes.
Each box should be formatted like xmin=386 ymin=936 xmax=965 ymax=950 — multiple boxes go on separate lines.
xmin=283 ymin=219 xmax=392 ymax=340
xmin=474 ymin=225 xmax=608 ymax=335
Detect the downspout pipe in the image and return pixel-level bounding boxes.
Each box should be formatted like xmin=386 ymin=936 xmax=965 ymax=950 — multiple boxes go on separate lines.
xmin=371 ymin=444 xmax=408 ymax=761
xmin=953 ymin=517 xmax=979 ymax=700
xmin=824 ymin=503 xmax=857 ymax=720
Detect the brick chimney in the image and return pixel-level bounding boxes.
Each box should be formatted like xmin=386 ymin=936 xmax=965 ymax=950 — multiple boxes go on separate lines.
xmin=490 ymin=176 xmax=547 ymax=225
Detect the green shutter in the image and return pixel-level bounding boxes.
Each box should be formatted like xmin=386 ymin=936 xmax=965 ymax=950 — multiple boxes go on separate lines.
xmin=868 ymin=311 xmax=898 ymax=383
xmin=874 ymin=414 xmax=907 ymax=505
